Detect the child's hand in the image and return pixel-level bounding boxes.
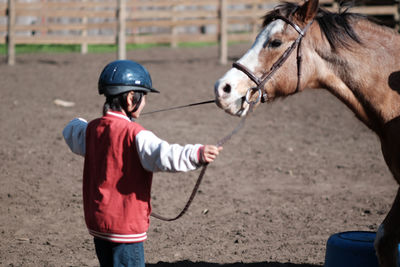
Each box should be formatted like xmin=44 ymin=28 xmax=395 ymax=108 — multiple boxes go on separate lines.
xmin=200 ymin=145 xmax=223 ymax=164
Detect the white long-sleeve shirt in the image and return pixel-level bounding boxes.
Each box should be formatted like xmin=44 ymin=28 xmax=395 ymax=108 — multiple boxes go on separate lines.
xmin=62 ymin=113 xmax=203 ymax=173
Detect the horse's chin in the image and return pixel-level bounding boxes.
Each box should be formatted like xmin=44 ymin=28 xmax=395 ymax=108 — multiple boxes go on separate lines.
xmin=216 ymin=97 xmax=248 ymax=117
xmin=232 ymin=105 xmax=248 ymax=117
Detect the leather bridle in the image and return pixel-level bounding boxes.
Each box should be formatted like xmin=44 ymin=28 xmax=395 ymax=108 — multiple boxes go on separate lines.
xmin=233 ymin=14 xmax=314 ymax=104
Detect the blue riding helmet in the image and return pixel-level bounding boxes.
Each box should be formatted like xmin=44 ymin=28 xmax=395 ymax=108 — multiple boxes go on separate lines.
xmin=98 ymin=60 xmax=160 ymax=96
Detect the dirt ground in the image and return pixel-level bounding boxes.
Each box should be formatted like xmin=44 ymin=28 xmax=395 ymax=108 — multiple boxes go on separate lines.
xmin=0 ymin=43 xmax=397 ymax=267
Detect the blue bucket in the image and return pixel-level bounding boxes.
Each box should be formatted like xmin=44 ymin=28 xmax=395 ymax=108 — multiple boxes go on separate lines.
xmin=324 ymin=231 xmax=400 ymax=267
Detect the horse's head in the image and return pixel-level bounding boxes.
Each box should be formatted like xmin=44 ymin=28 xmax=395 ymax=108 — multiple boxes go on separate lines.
xmin=215 ymin=0 xmax=319 ymax=116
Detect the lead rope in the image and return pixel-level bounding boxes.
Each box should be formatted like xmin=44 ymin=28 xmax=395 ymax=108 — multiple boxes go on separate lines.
xmin=150 ymin=102 xmax=256 ymax=221
xmin=142 ymin=100 xmax=215 ymax=116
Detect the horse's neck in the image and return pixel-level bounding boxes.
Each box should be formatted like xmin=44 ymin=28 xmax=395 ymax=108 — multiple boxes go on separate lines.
xmin=316 ymin=20 xmax=400 ymax=134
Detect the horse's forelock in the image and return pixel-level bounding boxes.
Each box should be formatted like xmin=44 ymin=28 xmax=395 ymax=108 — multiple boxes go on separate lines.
xmin=262 ymin=2 xmax=298 ymax=28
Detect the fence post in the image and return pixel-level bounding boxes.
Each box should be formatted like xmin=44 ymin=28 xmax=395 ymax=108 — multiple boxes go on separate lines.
xmin=397 ymin=1 xmax=400 ymax=32
xmin=218 ymin=0 xmax=227 ymax=65
xmin=81 ymin=0 xmax=88 ymax=54
xmin=170 ymin=1 xmax=178 ymax=48
xmin=251 ymin=2 xmax=258 ymax=40
xmin=7 ymin=0 xmax=15 ymax=65
xmin=40 ymin=0 xmax=47 ymax=36
xmin=117 ymin=0 xmax=126 ymax=60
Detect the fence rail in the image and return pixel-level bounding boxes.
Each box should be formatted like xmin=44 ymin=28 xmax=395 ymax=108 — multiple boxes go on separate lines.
xmin=1 ymin=0 xmax=399 ymax=65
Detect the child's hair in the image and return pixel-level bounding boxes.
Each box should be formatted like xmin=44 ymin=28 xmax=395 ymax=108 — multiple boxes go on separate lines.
xmin=103 ymin=91 xmax=143 ymax=116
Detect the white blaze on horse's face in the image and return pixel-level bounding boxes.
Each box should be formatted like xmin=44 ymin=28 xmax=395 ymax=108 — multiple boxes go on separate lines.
xmin=215 ymin=20 xmax=285 ymax=116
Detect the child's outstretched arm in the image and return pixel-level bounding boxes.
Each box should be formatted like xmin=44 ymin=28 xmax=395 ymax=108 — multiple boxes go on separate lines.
xmin=135 ymin=131 xmax=222 ymax=173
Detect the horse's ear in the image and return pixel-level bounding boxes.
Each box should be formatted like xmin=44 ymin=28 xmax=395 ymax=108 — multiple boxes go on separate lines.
xmin=297 ymin=0 xmax=319 ymax=23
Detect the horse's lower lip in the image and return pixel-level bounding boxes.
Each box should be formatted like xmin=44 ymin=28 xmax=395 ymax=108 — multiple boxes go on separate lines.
xmin=235 ymin=106 xmax=248 ymax=117
xmin=235 ymin=102 xmax=247 ymax=116
xmin=236 ymin=97 xmax=247 ymax=116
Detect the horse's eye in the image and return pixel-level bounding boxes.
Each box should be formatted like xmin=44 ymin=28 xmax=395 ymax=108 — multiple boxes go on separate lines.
xmin=269 ymin=39 xmax=282 ymax=48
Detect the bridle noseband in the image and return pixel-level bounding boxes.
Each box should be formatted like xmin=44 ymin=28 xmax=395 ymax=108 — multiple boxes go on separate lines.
xmin=233 ymin=14 xmax=314 ymax=104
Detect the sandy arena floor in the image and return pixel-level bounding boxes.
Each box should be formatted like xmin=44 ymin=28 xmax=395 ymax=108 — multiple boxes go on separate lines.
xmin=0 ymin=43 xmax=397 ymax=267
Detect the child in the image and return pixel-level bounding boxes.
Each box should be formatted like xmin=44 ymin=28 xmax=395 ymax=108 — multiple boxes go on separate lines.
xmin=62 ymin=60 xmax=222 ymax=267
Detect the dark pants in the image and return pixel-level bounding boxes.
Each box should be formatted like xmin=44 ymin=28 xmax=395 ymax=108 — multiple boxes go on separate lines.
xmin=94 ymin=238 xmax=145 ymax=267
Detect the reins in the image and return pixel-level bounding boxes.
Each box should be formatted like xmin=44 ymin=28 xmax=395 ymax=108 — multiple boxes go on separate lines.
xmin=142 ymin=100 xmax=215 ymax=116
xmin=150 ymin=101 xmax=256 ymax=222
xmin=150 ymin=14 xmax=313 ymax=222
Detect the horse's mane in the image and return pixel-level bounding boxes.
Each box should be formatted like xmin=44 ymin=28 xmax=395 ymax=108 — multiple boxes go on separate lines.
xmin=262 ymin=2 xmax=368 ymax=50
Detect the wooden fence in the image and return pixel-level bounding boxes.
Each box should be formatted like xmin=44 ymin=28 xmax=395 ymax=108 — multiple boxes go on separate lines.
xmin=1 ymin=0 xmax=399 ymax=65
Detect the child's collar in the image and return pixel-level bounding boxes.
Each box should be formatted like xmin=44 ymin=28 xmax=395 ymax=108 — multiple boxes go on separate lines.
xmin=106 ymin=111 xmax=132 ymax=122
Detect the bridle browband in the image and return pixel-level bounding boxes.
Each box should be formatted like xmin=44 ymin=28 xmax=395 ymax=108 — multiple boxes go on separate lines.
xmin=233 ymin=13 xmax=314 ymax=104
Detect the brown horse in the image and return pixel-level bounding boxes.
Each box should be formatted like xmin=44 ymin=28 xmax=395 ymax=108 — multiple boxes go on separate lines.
xmin=214 ymin=0 xmax=400 ymax=266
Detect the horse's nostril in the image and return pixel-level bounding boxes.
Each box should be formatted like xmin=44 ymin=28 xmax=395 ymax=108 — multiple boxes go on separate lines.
xmin=223 ymin=84 xmax=231 ymax=94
